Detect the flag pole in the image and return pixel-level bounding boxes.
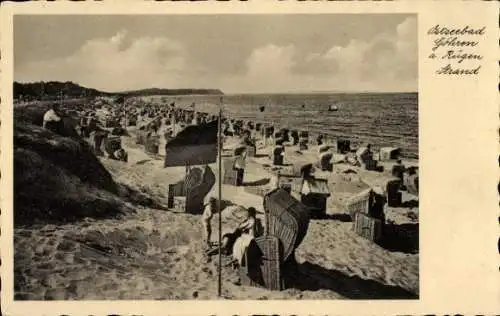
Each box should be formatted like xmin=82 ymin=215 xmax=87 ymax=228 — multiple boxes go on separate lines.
xmin=217 ymin=96 xmax=223 ymax=297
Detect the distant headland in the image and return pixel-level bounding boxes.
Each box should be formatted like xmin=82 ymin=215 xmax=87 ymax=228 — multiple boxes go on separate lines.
xmin=13 ymin=81 xmax=224 ymax=100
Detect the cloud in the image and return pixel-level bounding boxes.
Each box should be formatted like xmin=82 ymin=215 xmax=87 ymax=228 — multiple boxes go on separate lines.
xmin=16 ymin=17 xmax=417 ymax=93
xmin=16 ymin=30 xmax=189 ymax=92
xmin=228 ymin=16 xmax=417 ymax=92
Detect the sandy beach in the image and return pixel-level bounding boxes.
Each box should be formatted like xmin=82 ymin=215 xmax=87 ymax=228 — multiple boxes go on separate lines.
xmin=14 ymin=112 xmax=419 ymax=300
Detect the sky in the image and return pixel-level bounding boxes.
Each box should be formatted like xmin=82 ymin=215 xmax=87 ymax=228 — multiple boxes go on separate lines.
xmin=14 ymin=14 xmax=417 ymax=94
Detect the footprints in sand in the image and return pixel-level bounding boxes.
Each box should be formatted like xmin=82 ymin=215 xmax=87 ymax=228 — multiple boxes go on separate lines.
xmin=15 ymin=214 xmax=222 ymax=300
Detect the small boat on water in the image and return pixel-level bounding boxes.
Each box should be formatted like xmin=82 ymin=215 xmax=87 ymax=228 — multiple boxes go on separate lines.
xmin=328 ymin=104 xmax=339 ymax=112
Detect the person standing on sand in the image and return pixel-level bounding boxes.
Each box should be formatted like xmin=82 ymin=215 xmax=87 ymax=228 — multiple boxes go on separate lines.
xmin=202 ymin=197 xmax=218 ymax=248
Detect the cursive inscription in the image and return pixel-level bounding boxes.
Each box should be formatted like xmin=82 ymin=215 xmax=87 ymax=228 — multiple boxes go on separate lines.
xmin=427 ymin=24 xmax=485 ymax=76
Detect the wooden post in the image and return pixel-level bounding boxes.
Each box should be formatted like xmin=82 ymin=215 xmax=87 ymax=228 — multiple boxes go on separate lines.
xmin=217 ymin=97 xmax=223 ymax=297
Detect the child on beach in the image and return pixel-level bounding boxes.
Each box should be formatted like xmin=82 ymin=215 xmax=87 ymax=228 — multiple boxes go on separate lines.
xmin=202 ymin=197 xmax=218 ymax=249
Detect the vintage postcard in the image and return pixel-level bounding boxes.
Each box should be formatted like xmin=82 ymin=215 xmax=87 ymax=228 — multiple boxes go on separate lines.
xmin=0 ymin=1 xmax=498 ymax=315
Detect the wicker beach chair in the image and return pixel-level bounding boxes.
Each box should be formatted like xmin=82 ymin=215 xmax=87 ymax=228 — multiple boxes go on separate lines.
xmin=272 ymin=146 xmax=285 ymax=166
xmin=299 ymin=131 xmax=309 ymax=139
xmin=145 ymin=134 xmax=159 ymax=154
xmin=346 ymin=188 xmax=371 ymax=220
xmin=223 ymin=158 xmax=244 ymax=186
xmin=279 ymin=163 xmax=303 ymax=178
xmin=391 ymin=163 xmax=406 ymax=181
xmin=240 ymin=188 xmax=310 ymax=291
xmin=337 ymin=139 xmax=351 ymax=154
xmin=386 ymin=179 xmax=402 ymax=207
xmin=298 ymin=139 xmax=308 ymax=151
xmin=135 ymin=127 xmax=147 ymax=145
xmin=89 ymin=131 xmax=107 ymax=157
xmin=239 ymin=235 xmax=284 ymax=291
xmin=263 ymin=188 xmax=310 ymax=263
xmin=300 ymin=177 xmax=331 ymax=218
xmin=276 ymin=174 xmax=303 ymax=199
xmin=167 ymin=165 xmax=216 ymax=214
xmin=353 ymin=212 xmax=383 ymax=242
xmin=103 ymin=118 xmax=120 ymax=128
xmin=290 ymin=130 xmax=299 ymax=145
xmin=405 ymin=172 xmax=419 ymax=196
xmin=279 ymin=129 xmax=290 ymax=143
xmin=379 ymin=147 xmax=401 ymax=161
xmin=103 ymin=136 xmax=122 ymax=158
xmin=319 ymin=152 xmax=333 ymax=171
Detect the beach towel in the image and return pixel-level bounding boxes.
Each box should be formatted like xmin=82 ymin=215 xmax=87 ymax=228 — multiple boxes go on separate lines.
xmin=232 ymin=234 xmax=254 ymax=266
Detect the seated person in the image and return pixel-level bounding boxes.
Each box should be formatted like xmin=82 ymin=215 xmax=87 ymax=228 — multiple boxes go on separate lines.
xmin=220 ymin=207 xmax=258 ymax=267
xmin=42 ymin=103 xmax=62 ymax=133
xmin=392 ymin=159 xmax=406 ymax=183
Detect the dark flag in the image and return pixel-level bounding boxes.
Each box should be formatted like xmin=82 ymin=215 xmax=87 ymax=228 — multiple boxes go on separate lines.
xmin=164 ymin=119 xmax=219 ymax=167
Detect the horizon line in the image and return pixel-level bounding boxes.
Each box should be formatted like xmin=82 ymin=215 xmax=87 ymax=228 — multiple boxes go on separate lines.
xmin=14 ymin=80 xmax=417 ymax=95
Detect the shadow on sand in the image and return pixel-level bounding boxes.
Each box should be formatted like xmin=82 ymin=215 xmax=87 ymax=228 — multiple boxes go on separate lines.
xmin=321 ymin=213 xmax=353 ymax=222
xmin=293 ymin=261 xmax=418 ymax=299
xmin=118 ymin=184 xmax=169 ymax=211
xmin=317 ymin=213 xmax=419 ymax=254
xmin=401 ymin=199 xmax=419 ymax=208
xmin=242 ymin=178 xmax=270 ymax=187
xmin=218 ymin=199 xmax=235 ymax=211
xmin=253 ymin=154 xmax=269 ymax=158
xmin=379 ymin=223 xmax=419 ymax=254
